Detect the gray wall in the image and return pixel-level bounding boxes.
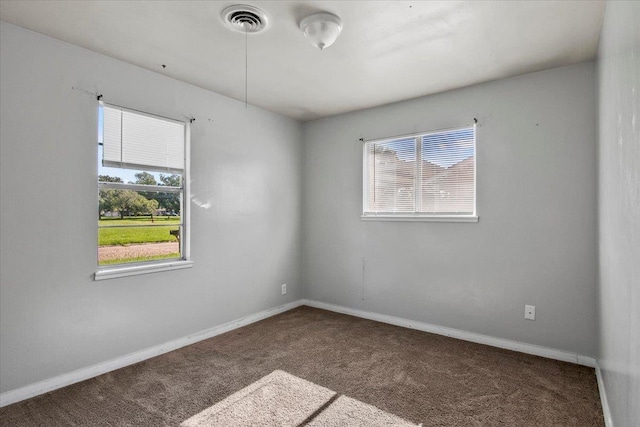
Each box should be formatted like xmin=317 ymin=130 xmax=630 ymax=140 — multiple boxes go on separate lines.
xmin=0 ymin=22 xmax=302 ymax=393
xmin=0 ymin=17 xmax=608 ymax=401
xmin=302 ymin=62 xmax=598 ymax=356
xmin=597 ymin=1 xmax=640 ymax=426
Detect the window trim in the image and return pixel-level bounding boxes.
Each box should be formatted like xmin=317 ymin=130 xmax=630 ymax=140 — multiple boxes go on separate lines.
xmin=360 ymin=214 xmax=478 ymax=222
xmin=95 ymin=103 xmax=192 ymax=280
xmin=361 ymin=124 xmax=478 ymax=222
xmin=94 ymin=260 xmax=194 ymax=281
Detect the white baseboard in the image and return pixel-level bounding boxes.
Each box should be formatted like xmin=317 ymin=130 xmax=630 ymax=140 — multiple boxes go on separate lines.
xmin=595 ymin=363 xmax=614 ymax=427
xmin=302 ymin=299 xmax=597 ymax=368
xmin=1 ymin=299 xmax=601 ymax=410
xmin=0 ymin=299 xmax=305 ymax=408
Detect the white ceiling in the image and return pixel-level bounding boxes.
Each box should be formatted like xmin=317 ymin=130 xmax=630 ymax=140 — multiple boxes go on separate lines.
xmin=0 ymin=1 xmax=605 ymax=121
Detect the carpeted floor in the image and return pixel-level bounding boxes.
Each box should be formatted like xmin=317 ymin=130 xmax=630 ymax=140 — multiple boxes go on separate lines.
xmin=0 ymin=306 xmax=604 ymax=426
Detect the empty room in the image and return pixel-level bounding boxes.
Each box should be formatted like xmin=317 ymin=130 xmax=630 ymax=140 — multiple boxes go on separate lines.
xmin=0 ymin=1 xmax=638 ymax=426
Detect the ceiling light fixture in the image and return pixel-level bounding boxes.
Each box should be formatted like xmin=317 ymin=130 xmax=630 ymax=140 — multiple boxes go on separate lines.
xmin=300 ymin=12 xmax=342 ymax=50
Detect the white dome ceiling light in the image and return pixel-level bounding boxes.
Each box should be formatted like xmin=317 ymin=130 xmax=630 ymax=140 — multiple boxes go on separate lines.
xmin=300 ymin=12 xmax=343 ymax=50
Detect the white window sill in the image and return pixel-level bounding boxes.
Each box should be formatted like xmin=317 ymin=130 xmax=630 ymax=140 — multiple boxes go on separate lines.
xmin=361 ymin=215 xmax=479 ymax=223
xmin=94 ymin=260 xmax=194 ymax=281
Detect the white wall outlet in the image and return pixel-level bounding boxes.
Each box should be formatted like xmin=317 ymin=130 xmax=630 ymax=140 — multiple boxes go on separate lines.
xmin=281 ymin=284 xmax=287 ymax=295
xmin=525 ymin=305 xmax=536 ymax=320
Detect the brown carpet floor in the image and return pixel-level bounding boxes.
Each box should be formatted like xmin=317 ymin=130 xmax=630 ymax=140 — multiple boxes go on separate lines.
xmin=0 ymin=306 xmax=604 ymax=426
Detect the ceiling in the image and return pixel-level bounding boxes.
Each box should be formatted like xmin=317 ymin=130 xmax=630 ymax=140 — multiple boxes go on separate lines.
xmin=0 ymin=1 xmax=605 ymax=121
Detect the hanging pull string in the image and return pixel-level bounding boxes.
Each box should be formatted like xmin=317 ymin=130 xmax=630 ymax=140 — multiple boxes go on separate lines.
xmin=245 ymin=23 xmax=248 ymax=109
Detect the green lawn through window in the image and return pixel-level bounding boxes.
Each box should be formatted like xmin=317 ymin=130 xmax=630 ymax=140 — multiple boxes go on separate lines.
xmin=99 ymin=217 xmax=180 ymax=246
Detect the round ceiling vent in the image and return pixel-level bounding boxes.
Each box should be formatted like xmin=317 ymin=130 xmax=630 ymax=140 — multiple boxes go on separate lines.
xmin=222 ymin=5 xmax=269 ymax=34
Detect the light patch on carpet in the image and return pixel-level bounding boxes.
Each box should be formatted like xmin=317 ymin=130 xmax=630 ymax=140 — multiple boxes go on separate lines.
xmin=181 ymin=370 xmax=418 ymax=427
xmin=181 ymin=370 xmax=335 ymax=426
xmin=307 ymin=395 xmax=417 ymax=426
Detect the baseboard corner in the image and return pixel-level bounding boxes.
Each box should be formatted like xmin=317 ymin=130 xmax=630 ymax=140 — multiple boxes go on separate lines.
xmin=595 ymin=362 xmax=613 ymax=427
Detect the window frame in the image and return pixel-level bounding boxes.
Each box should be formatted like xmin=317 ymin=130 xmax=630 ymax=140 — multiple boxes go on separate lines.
xmin=94 ymin=102 xmax=193 ymax=280
xmin=361 ymin=124 xmax=478 ymax=223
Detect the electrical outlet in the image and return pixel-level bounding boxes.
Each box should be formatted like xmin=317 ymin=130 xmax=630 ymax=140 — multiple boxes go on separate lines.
xmin=525 ymin=305 xmax=535 ymax=320
xmin=281 ymin=284 xmax=287 ymax=295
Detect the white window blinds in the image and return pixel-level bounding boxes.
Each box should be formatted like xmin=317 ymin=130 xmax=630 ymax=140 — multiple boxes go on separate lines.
xmin=102 ymin=105 xmax=185 ymax=173
xmin=365 ymin=137 xmax=417 ymax=213
xmin=363 ymin=125 xmax=476 ymax=217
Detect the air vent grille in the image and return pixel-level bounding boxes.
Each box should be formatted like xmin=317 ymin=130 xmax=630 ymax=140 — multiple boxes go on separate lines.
xmin=222 ymin=5 xmax=269 ymax=33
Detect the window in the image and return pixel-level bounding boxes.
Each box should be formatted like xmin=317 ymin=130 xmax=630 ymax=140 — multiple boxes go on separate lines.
xmin=362 ymin=125 xmax=477 ymax=222
xmin=95 ymin=102 xmax=191 ymax=279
